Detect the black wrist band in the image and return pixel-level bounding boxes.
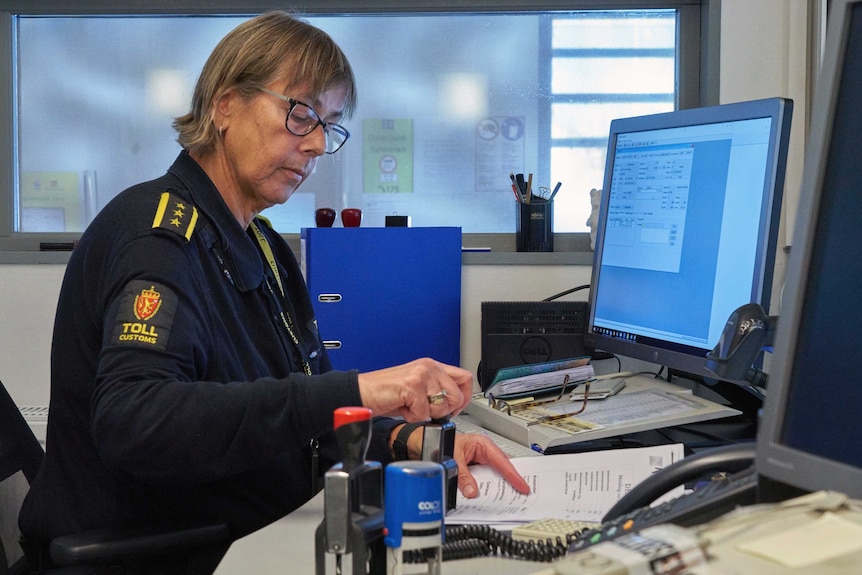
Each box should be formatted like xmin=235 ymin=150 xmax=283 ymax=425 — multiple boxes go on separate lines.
xmin=393 ymin=422 xmax=424 ymax=460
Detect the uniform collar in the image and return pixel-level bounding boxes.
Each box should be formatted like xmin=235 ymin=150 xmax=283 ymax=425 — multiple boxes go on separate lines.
xmin=168 ymin=151 xmax=264 ymax=292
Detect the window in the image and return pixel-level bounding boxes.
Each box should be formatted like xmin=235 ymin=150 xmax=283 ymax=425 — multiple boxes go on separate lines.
xmin=549 ymin=12 xmax=677 ymax=232
xmin=0 ymin=1 xmax=707 ymax=254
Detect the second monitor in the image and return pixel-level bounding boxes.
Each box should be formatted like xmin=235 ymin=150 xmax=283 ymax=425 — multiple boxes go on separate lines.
xmin=584 ymin=97 xmax=793 ymax=382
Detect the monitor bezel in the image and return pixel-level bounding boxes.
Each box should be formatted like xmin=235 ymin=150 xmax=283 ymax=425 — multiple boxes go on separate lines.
xmin=584 ymin=97 xmax=793 ymax=381
xmin=755 ymin=0 xmax=862 ymax=500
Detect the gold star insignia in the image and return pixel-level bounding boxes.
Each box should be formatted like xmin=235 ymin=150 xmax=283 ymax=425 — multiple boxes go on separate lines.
xmin=153 ymin=192 xmax=198 ymax=242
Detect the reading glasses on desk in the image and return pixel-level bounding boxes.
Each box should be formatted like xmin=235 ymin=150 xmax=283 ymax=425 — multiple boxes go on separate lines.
xmin=486 ymin=374 xmax=592 ymax=425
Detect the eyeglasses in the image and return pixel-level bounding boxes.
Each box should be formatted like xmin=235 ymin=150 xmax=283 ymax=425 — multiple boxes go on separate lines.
xmin=486 ymin=374 xmax=592 ymax=427
xmin=258 ymin=88 xmax=350 ymax=154
xmin=525 ymin=380 xmax=590 ymax=427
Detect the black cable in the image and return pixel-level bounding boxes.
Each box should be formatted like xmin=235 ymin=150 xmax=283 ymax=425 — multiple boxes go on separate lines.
xmin=403 ymin=524 xmax=581 ymax=563
xmin=631 ymin=369 xmax=662 ymax=379
xmin=541 ymin=284 xmax=590 ymax=302
xmin=591 ymin=350 xmax=621 ymax=370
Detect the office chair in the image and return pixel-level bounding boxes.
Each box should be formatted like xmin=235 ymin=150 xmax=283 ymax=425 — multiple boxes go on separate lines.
xmin=0 ymin=379 xmax=230 ymax=575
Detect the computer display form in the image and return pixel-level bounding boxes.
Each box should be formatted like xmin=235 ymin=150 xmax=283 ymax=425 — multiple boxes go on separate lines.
xmin=755 ymin=0 xmax=862 ymax=501
xmin=584 ymin=98 xmax=793 ymax=380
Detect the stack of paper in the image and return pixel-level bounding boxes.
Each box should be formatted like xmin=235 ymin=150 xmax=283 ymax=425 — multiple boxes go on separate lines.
xmin=484 ymin=357 xmax=594 ymax=400
xmin=446 ymin=444 xmax=685 ymax=528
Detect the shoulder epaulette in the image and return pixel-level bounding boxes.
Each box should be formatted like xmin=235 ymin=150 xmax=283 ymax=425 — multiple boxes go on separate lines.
xmin=152 ymin=192 xmax=199 ymax=241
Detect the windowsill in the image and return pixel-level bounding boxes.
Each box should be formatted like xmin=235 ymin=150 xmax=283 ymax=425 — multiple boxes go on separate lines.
xmin=461 ymin=250 xmax=594 ymax=265
xmin=0 ymin=251 xmax=75 ymax=264
xmin=0 ymin=250 xmax=597 ymax=265
xmin=0 ymin=249 xmax=595 ymax=266
xmin=0 ymin=232 xmax=596 ymax=265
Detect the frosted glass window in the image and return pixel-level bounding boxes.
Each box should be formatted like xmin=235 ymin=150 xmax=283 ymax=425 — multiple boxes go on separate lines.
xmin=552 ymin=103 xmax=672 ymax=140
xmin=552 ymin=57 xmax=676 ymax=94
xmin=552 ymin=13 xmax=676 ymax=48
xmin=9 ymin=8 xmax=682 ymax=242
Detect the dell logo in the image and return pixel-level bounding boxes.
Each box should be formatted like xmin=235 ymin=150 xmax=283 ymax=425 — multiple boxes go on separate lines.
xmin=418 ymin=500 xmax=441 ymax=512
xmin=523 ymin=346 xmax=549 ymax=355
xmin=520 ymin=336 xmax=552 ymax=363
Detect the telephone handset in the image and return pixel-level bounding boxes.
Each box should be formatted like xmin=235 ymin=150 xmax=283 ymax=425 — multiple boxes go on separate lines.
xmin=569 ymin=442 xmax=758 ymax=553
xmin=604 ymin=441 xmax=756 ymax=521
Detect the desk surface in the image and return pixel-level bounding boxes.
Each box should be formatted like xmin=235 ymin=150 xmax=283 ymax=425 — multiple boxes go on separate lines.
xmin=215 ymin=490 xmax=862 ymax=575
xmin=213 ymin=492 xmax=546 ymax=575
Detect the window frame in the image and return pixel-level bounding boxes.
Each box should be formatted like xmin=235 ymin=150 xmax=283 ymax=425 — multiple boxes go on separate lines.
xmin=0 ymin=0 xmax=716 ymax=261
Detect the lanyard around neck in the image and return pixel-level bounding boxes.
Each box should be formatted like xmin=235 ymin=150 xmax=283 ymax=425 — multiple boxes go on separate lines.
xmin=250 ymin=220 xmax=311 ymax=375
xmin=250 ymin=220 xmax=285 ymax=297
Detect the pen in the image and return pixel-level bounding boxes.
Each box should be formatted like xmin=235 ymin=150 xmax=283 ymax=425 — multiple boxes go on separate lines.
xmin=549 ymin=181 xmax=562 ymax=201
xmin=515 ymin=172 xmax=527 ymax=200
xmin=510 ymin=183 xmax=522 ymax=202
xmin=509 ymin=172 xmax=523 ymax=203
xmin=526 ymin=173 xmax=533 ymax=204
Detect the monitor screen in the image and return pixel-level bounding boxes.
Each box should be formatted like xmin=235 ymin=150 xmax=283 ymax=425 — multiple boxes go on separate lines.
xmin=756 ymin=0 xmax=862 ymax=500
xmin=584 ymin=98 xmax=793 ymax=380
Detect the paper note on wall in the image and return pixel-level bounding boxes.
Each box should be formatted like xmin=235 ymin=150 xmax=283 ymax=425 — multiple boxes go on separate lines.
xmin=363 ymin=118 xmax=414 ymax=195
xmin=20 ymin=171 xmax=82 ymax=232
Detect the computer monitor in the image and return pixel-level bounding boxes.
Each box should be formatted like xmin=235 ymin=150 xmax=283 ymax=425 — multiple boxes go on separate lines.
xmin=584 ymin=97 xmax=793 ymax=381
xmin=755 ymin=0 xmax=862 ymax=501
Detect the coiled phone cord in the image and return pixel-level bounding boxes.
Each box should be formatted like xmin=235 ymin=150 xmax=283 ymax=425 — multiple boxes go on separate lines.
xmin=403 ymin=523 xmax=579 ymax=563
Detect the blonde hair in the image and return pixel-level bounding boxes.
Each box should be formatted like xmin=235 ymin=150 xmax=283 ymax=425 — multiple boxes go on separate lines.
xmin=173 ymin=11 xmax=356 ymax=156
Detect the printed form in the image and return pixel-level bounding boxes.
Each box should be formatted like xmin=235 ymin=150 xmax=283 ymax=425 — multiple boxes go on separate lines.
xmin=447 ymin=444 xmax=685 ymax=526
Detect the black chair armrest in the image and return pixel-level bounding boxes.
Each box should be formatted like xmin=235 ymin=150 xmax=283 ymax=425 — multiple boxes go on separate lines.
xmin=49 ymin=522 xmax=230 ymax=566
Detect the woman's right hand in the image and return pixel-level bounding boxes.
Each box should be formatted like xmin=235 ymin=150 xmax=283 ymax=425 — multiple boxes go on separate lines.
xmin=356 ymin=358 xmax=473 ymax=422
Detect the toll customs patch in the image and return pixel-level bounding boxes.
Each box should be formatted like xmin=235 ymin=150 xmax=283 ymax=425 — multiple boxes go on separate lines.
xmin=110 ymin=280 xmax=178 ymax=351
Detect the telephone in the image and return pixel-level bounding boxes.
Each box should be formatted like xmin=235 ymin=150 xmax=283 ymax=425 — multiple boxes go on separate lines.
xmin=570 ymin=442 xmax=758 ymax=552
xmin=401 ymin=442 xmax=758 ymax=566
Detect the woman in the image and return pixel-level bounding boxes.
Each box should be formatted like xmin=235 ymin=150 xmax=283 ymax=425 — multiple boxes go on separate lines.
xmin=19 ymin=10 xmax=529 ymax=572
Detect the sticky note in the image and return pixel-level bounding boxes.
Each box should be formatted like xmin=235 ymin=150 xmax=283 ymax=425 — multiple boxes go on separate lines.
xmin=736 ymin=512 xmax=862 ymax=568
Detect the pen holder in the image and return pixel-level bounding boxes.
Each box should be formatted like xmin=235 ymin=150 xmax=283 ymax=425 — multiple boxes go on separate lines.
xmin=516 ymin=200 xmax=553 ymax=252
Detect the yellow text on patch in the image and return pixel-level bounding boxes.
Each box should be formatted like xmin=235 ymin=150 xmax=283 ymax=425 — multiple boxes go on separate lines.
xmin=118 ymin=322 xmax=160 ymax=344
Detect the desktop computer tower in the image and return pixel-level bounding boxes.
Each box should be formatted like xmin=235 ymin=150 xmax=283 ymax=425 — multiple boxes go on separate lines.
xmin=479 ymin=301 xmax=590 ymax=391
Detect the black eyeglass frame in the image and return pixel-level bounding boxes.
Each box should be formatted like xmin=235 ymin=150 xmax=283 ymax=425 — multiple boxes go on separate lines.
xmin=258 ymin=87 xmax=350 ymax=154
xmin=486 ymin=374 xmax=592 ymax=425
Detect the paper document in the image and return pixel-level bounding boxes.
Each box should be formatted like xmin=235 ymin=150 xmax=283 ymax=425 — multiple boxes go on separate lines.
xmin=512 ymin=389 xmax=709 ymax=434
xmin=484 ymin=357 xmax=594 ymax=399
xmin=447 ymin=444 xmax=685 ymax=526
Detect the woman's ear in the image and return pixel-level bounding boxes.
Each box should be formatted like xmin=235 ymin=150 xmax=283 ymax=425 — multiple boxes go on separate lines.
xmin=213 ymin=89 xmax=236 ymax=130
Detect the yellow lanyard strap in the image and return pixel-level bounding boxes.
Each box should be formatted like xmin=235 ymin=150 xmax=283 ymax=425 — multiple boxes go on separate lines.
xmin=250 ymin=220 xmax=311 ymax=375
xmin=250 ymin=220 xmax=284 ymax=297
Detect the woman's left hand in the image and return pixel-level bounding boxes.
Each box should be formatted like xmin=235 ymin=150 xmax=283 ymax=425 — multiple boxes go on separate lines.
xmin=453 ymin=432 xmax=531 ymax=498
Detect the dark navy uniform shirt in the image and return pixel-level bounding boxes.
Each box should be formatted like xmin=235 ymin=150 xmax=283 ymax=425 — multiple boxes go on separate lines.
xmin=20 ymin=151 xmax=397 ymax=541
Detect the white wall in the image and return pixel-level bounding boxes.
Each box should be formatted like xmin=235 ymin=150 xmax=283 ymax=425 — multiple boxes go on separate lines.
xmin=0 ymin=261 xmax=590 ymax=406
xmin=0 ymin=1 xmax=813 ymax=407
xmin=0 ymin=265 xmax=64 ymax=405
xmin=720 ymin=0 xmax=812 ymax=316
